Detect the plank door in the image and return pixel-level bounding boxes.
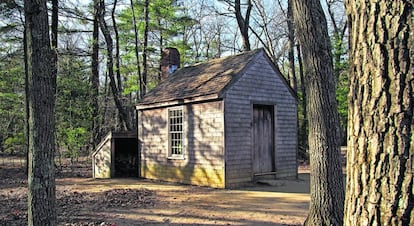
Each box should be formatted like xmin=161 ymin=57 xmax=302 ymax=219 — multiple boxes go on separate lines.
xmin=252 ymin=105 xmax=275 ymax=175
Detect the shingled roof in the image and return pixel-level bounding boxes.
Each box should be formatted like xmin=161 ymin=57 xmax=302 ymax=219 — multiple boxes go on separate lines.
xmin=137 ymin=49 xmax=266 ymax=108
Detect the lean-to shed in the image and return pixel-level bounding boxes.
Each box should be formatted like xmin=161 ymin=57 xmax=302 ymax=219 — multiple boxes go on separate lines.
xmin=136 ymin=49 xmax=297 ymax=188
xmin=92 ymin=131 xmax=138 ymax=178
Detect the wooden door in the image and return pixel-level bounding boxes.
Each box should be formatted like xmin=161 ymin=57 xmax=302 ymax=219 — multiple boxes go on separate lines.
xmin=252 ymin=105 xmax=275 ymax=175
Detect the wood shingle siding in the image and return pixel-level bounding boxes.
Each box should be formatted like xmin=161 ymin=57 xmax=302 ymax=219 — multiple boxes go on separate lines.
xmin=92 ymin=135 xmax=112 ymax=178
xmin=137 ymin=49 xmax=297 ymax=188
xmin=138 ymin=101 xmax=225 ymax=188
xmin=224 ymin=53 xmax=297 ymax=187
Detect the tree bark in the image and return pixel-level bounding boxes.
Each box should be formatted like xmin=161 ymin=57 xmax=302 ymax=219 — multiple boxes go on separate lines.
xmin=234 ymin=0 xmax=252 ymax=51
xmin=287 ymin=0 xmax=297 ymax=92
xmin=91 ymin=0 xmax=100 ymax=149
xmin=130 ymin=0 xmax=142 ymax=100
xmin=51 ymin=0 xmax=58 ymax=50
xmin=23 ymin=24 xmax=29 ymax=174
xmin=101 ymin=72 xmax=110 ymax=134
xmin=292 ymin=0 xmax=344 ymax=225
xmin=141 ymin=0 xmax=149 ymax=98
xmin=344 ymin=1 xmax=413 ymax=225
xmin=99 ymin=0 xmax=132 ymax=131
xmin=112 ymin=0 xmax=122 ymax=93
xmin=111 ymin=0 xmax=125 ymax=128
xmin=24 ymin=0 xmax=57 ymax=224
xmin=297 ymin=44 xmax=308 ymax=153
xmin=158 ymin=19 xmax=164 ymax=81
xmin=324 ymin=0 xmax=347 ymax=83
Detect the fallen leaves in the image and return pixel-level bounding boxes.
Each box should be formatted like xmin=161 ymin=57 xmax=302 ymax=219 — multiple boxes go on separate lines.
xmin=101 ymin=188 xmax=156 ymax=208
xmin=58 ymin=188 xmax=157 ymax=210
xmin=1 ymin=166 xmax=157 ymax=225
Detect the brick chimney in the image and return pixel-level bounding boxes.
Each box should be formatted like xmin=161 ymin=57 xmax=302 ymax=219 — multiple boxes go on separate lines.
xmin=160 ymin=47 xmax=180 ymax=80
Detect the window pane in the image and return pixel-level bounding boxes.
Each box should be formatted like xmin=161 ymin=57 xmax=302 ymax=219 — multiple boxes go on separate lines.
xmin=169 ymin=108 xmax=183 ymax=157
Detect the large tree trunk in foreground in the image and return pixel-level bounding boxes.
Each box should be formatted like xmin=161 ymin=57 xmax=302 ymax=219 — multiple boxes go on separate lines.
xmin=292 ymin=0 xmax=344 ymax=225
xmin=344 ymin=1 xmax=413 ymax=225
xmin=24 ymin=0 xmax=57 ymax=224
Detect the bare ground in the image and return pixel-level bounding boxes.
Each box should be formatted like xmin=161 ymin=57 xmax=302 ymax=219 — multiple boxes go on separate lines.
xmin=0 ymin=158 xmax=310 ymax=226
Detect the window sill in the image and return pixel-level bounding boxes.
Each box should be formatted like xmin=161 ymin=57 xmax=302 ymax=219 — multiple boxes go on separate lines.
xmin=167 ymin=156 xmax=185 ymax=160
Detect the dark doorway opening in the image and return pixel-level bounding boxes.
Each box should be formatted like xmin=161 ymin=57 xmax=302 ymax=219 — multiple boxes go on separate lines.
xmin=114 ymin=138 xmax=139 ymax=177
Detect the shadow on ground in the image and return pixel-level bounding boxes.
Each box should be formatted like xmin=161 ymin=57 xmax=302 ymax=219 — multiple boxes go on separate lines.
xmin=1 ymin=163 xmax=310 ymax=226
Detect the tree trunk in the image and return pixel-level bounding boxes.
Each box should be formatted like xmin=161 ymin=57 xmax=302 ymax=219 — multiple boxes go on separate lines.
xmin=234 ymin=0 xmax=252 ymax=51
xmin=344 ymin=1 xmax=413 ymax=225
xmin=23 ymin=24 xmax=29 ymax=174
xmin=24 ymin=0 xmax=57 ymax=224
xmin=101 ymin=72 xmax=110 ymax=134
xmin=158 ymin=19 xmax=164 ymax=81
xmin=130 ymin=0 xmax=142 ymax=100
xmin=297 ymin=44 xmax=308 ymax=153
xmin=112 ymin=0 xmax=122 ymax=93
xmin=325 ymin=0 xmax=347 ymax=83
xmin=141 ymin=0 xmax=149 ymax=98
xmin=292 ymin=0 xmax=344 ymax=225
xmin=249 ymin=0 xmax=276 ymax=61
xmin=111 ymin=0 xmax=125 ymax=128
xmin=51 ymin=0 xmax=58 ymax=50
xmin=91 ymin=0 xmax=100 ymax=149
xmin=99 ymin=0 xmax=132 ymax=131
xmin=287 ymin=0 xmax=297 ymax=92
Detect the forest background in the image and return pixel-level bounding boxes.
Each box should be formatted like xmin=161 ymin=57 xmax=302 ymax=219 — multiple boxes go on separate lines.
xmin=0 ymin=0 xmax=348 ymax=160
xmin=2 ymin=0 xmax=412 ymax=225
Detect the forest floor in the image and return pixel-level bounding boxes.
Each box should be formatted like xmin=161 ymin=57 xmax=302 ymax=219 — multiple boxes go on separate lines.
xmin=0 ymin=156 xmax=312 ymax=226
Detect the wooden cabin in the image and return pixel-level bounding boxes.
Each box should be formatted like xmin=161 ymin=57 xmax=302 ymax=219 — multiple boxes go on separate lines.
xmin=136 ymin=49 xmax=298 ymax=188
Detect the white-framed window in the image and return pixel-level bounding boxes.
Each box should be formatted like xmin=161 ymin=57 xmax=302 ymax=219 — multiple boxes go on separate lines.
xmin=168 ymin=107 xmax=184 ymax=158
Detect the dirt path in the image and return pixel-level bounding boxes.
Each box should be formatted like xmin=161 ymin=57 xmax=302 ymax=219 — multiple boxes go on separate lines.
xmin=58 ymin=175 xmax=309 ymax=225
xmin=1 ymin=163 xmax=310 ymax=225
